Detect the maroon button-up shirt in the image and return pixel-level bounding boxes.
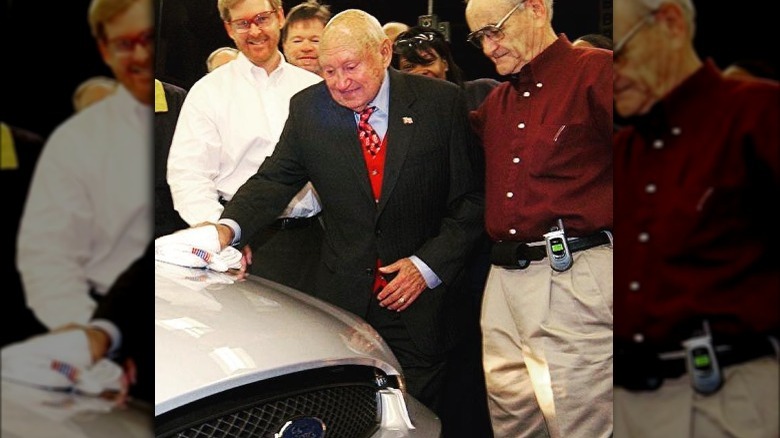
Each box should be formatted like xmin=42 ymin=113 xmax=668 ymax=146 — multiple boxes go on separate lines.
xmin=470 ymin=35 xmax=613 ymax=242
xmin=614 ymin=60 xmax=780 ymax=347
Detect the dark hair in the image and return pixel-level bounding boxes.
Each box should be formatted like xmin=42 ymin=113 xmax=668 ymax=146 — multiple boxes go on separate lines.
xmin=391 ymin=26 xmax=465 ymax=88
xmin=573 ymin=33 xmax=613 ymax=50
xmin=281 ymin=0 xmax=331 ymax=43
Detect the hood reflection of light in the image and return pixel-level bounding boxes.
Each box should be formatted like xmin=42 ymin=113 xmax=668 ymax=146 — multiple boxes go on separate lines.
xmin=210 ymin=347 xmax=255 ymax=374
xmin=157 ymin=317 xmax=213 ymax=338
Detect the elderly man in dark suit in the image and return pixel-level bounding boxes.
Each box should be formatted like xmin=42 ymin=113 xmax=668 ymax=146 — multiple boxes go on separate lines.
xmin=212 ymin=8 xmax=484 ymax=423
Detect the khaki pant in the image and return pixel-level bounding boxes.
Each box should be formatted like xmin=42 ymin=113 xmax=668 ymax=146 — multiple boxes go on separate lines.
xmin=615 ymin=357 xmax=779 ymax=438
xmin=481 ymin=245 xmax=613 ymax=438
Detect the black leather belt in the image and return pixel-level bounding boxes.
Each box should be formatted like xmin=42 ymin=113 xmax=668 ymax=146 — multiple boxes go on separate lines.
xmin=268 ymin=215 xmax=319 ymax=230
xmin=491 ymin=231 xmax=611 ymax=268
xmin=615 ymin=336 xmax=777 ymax=391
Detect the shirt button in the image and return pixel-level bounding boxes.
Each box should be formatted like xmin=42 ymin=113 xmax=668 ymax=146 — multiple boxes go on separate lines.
xmin=375 ymin=198 xmax=379 ymax=203
xmin=653 ymin=139 xmax=664 ymax=149
xmin=517 ymin=122 xmax=526 ymax=129
xmin=371 ymin=169 xmax=378 ymax=176
xmin=671 ymin=126 xmax=682 ymax=136
xmin=645 ymin=184 xmax=657 ymax=194
xmin=536 ymin=82 xmax=543 ymax=88
xmin=506 ymin=192 xmax=514 ymax=198
xmin=638 ymin=232 xmax=649 ymax=243
xmin=512 ymin=157 xmax=520 ymax=164
xmin=629 ymin=281 xmax=640 ymax=291
xmin=633 ymin=333 xmax=645 ymax=343
xmin=509 ymin=228 xmax=517 ymax=235
xmin=522 ymin=91 xmax=530 ymax=97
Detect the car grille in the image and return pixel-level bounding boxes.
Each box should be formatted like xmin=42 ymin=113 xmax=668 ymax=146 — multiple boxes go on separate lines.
xmin=156 ymin=365 xmax=393 ymax=438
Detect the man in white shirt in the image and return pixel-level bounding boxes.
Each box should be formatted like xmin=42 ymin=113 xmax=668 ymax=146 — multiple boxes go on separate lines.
xmin=16 ymin=0 xmax=153 ymax=329
xmin=166 ymin=0 xmax=323 ymax=293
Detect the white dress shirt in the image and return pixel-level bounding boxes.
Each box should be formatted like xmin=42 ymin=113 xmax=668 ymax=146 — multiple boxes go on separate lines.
xmin=167 ymin=52 xmax=323 ymax=225
xmin=16 ymin=85 xmax=152 ymax=329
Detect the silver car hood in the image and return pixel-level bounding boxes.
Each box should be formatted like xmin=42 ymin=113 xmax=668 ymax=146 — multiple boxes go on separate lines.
xmin=155 ymin=262 xmax=402 ymax=416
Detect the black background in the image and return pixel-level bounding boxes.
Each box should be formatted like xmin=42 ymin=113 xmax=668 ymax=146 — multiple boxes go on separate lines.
xmin=3 ymin=0 xmax=776 ymax=137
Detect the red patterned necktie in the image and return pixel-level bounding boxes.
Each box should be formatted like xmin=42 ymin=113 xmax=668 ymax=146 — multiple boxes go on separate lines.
xmin=358 ymin=106 xmax=381 ymax=156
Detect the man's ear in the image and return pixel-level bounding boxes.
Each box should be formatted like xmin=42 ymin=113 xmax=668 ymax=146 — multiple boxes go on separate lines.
xmin=654 ymin=2 xmax=690 ymax=46
xmin=97 ymin=39 xmax=111 ymax=66
xmin=379 ymin=38 xmax=393 ymax=68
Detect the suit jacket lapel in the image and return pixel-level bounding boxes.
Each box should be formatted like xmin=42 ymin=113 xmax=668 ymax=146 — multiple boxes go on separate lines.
xmin=326 ymin=97 xmax=375 ymax=203
xmin=378 ymin=69 xmax=417 ymax=216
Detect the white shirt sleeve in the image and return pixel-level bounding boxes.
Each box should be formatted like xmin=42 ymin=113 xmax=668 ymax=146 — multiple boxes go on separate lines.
xmin=166 ymin=83 xmax=226 ymax=225
xmin=17 ymin=129 xmax=98 ymax=328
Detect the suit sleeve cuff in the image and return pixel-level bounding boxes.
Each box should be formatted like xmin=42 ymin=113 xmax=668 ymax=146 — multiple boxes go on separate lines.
xmin=217 ymin=219 xmax=242 ymax=246
xmin=409 ymin=255 xmax=442 ymax=289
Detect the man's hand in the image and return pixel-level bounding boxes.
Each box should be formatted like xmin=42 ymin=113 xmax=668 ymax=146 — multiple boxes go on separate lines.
xmin=376 ymin=258 xmax=428 ymax=312
xmin=215 ymin=223 xmax=235 ymax=250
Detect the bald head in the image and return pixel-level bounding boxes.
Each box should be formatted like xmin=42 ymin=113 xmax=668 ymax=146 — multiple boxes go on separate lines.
xmin=319 ymin=9 xmax=392 ymax=112
xmin=322 ymin=9 xmax=387 ymax=52
xmin=382 ymin=21 xmax=409 ymax=42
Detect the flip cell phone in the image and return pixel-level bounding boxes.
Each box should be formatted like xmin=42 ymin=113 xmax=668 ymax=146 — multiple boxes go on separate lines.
xmin=544 ymin=219 xmax=573 ymax=272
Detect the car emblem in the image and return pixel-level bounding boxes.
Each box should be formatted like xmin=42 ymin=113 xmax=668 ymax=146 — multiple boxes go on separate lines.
xmin=274 ymin=417 xmax=327 ymax=438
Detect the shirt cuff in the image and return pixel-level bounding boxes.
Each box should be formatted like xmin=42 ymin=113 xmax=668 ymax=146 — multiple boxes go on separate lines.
xmin=409 ymin=255 xmax=442 ymax=289
xmin=217 ymin=218 xmax=242 ymax=246
xmin=89 ymin=319 xmax=121 ymax=359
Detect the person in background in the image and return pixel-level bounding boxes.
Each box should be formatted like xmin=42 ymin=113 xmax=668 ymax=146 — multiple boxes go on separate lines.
xmin=154 ymin=79 xmax=189 ymax=237
xmin=189 ymin=8 xmax=484 ymax=428
xmin=613 ymin=0 xmax=778 ymax=436
xmin=572 ymin=32 xmax=614 ymax=50
xmin=280 ymin=0 xmax=331 ymax=76
xmin=392 ymin=26 xmax=499 ymax=111
xmin=722 ymin=58 xmax=778 ymax=81
xmin=392 ymin=24 xmax=498 ymax=438
xmin=382 ymin=21 xmax=409 ymax=42
xmin=166 ymin=0 xmax=323 ymax=294
xmin=16 ymin=0 xmax=153 ymax=330
xmin=465 ymin=0 xmax=614 ymax=436
xmin=206 ymin=46 xmax=239 ymax=72
xmin=72 ymin=75 xmax=118 ymax=112
xmin=1 ymin=123 xmax=47 ymax=347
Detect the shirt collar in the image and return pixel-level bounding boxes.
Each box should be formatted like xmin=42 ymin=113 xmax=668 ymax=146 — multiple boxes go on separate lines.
xmin=364 ymin=69 xmax=390 ymax=115
xmin=510 ymin=34 xmax=571 ymax=90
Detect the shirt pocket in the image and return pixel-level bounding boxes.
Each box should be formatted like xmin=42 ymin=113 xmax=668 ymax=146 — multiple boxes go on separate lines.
xmin=527 ymin=123 xmax=590 ymax=179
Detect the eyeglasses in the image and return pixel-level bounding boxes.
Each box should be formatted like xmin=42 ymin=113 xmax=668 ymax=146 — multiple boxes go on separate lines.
xmin=227 ymin=10 xmax=276 ymax=33
xmin=106 ymin=30 xmax=154 ymax=56
xmin=392 ymin=31 xmax=440 ymax=54
xmin=466 ymin=1 xmax=525 ymax=49
xmin=613 ymin=11 xmax=657 ymax=61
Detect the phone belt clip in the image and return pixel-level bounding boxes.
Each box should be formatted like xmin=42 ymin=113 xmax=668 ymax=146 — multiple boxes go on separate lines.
xmin=616 ymin=335 xmax=777 ymax=391
xmin=491 ymin=230 xmax=611 ymax=269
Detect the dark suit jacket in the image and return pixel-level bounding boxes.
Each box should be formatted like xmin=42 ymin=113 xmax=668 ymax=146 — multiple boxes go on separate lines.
xmin=223 ymin=68 xmax=484 ymax=355
xmin=93 ymin=242 xmax=153 ymax=403
xmin=154 ymin=81 xmax=189 ymax=237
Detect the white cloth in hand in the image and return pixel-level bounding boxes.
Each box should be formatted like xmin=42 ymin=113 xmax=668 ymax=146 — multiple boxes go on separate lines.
xmin=1 ymin=330 xmax=122 ymax=395
xmin=155 ymin=226 xmax=242 ymax=272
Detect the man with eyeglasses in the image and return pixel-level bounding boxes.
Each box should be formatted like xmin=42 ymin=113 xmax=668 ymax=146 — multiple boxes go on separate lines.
xmin=16 ymin=0 xmax=153 ymax=331
xmin=166 ymin=0 xmax=324 ymax=295
xmin=613 ymin=1 xmax=779 ymax=436
xmin=195 ymin=8 xmax=484 ymax=428
xmin=465 ymin=0 xmax=613 ymax=436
